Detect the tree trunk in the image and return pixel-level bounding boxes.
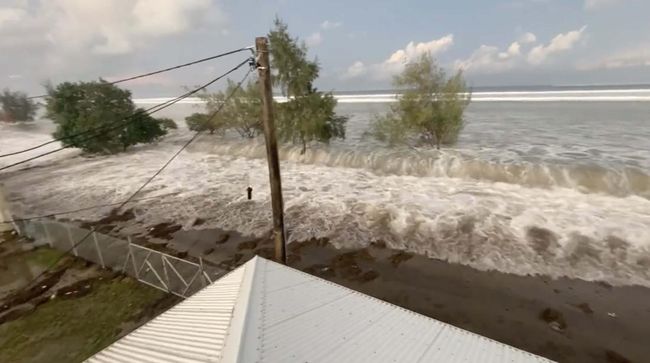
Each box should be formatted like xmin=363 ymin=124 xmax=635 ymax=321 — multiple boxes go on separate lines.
xmin=301 ymin=139 xmax=306 ymax=155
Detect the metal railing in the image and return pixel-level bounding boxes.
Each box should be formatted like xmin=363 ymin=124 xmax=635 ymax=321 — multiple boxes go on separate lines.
xmin=16 ymin=219 xmax=223 ymax=298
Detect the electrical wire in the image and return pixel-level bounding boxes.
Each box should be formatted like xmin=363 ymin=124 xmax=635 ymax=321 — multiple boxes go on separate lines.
xmin=3 ymin=65 xmax=254 ymax=298
xmin=0 ymin=191 xmax=192 ymax=225
xmin=25 ymin=46 xmax=254 ymax=100
xmin=0 ymin=58 xmax=252 ymax=170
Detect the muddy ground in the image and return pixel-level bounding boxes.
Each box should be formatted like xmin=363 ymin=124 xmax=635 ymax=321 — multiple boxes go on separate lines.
xmin=0 ymin=231 xmax=180 ymax=363
xmin=64 ymin=210 xmax=649 ymax=363
xmin=5 ymin=208 xmax=649 ymax=363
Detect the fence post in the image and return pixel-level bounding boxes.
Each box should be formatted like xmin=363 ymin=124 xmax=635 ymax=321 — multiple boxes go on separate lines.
xmin=126 ymin=236 xmax=135 ymax=276
xmin=0 ymin=183 xmax=13 ymax=233
xmin=66 ymin=225 xmax=78 ymax=256
xmin=43 ymin=223 xmax=54 ymax=248
xmin=92 ymin=228 xmax=105 ymax=268
xmin=199 ymin=257 xmax=207 ymax=286
xmin=162 ymin=255 xmax=171 ymax=289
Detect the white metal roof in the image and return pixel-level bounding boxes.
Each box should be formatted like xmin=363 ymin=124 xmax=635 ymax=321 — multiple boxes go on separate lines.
xmin=88 ymin=256 xmax=553 ymax=363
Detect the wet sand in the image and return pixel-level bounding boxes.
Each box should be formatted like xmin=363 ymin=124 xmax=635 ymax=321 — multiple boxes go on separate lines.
xmin=167 ymin=227 xmax=648 ymax=363
xmin=58 ymin=214 xmax=649 ymax=363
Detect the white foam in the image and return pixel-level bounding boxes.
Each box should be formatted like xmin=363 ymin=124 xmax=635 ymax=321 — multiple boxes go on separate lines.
xmin=3 ymin=128 xmax=649 ymax=287
xmin=134 ymin=88 xmax=650 ymax=105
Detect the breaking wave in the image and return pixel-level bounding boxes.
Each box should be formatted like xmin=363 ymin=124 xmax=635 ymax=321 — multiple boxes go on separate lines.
xmin=193 ymin=138 xmax=650 ymax=198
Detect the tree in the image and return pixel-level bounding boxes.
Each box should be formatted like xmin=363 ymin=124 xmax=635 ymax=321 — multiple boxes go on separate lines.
xmin=45 ymin=80 xmax=168 ymax=154
xmin=197 ymin=79 xmax=262 ymax=138
xmin=185 ymin=112 xmax=222 ymax=134
xmin=0 ymin=89 xmax=37 ymax=122
xmin=119 ymin=111 xmax=168 ymax=151
xmin=158 ymin=117 xmax=178 ymax=130
xmin=372 ymin=53 xmax=471 ymax=149
xmin=269 ymin=17 xmax=347 ymax=153
xmin=276 ymin=92 xmax=346 ymax=153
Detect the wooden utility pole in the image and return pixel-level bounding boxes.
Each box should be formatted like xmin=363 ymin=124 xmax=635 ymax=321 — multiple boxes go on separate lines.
xmin=256 ymin=37 xmax=287 ymax=264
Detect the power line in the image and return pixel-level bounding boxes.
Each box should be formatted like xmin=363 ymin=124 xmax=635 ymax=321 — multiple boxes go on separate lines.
xmin=5 ymin=65 xmax=253 ymax=299
xmin=0 ymin=58 xmax=252 ymax=170
xmin=0 ymin=191 xmax=187 ymax=225
xmin=26 ymin=46 xmax=254 ymax=100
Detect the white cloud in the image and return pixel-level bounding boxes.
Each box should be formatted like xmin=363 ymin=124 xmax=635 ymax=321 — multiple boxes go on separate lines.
xmin=0 ymin=7 xmax=26 ymax=28
xmin=321 ymin=20 xmax=342 ymax=30
xmin=455 ymin=32 xmax=539 ymax=74
xmin=342 ymin=61 xmax=367 ymax=79
xmin=0 ymin=0 xmax=220 ymax=55
xmin=578 ymin=46 xmax=650 ymax=70
xmin=527 ymin=26 xmax=587 ymax=65
xmin=584 ymin=0 xmax=622 ymax=10
xmin=305 ymin=32 xmax=323 ymax=47
xmin=457 ymin=44 xmax=521 ymax=74
xmin=343 ymin=35 xmax=454 ymax=80
xmin=8 ymin=74 xmax=23 ymax=79
xmin=518 ymin=32 xmax=537 ymax=44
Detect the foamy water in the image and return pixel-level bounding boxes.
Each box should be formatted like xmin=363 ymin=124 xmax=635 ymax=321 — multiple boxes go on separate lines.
xmin=1 ymin=89 xmax=649 ymax=286
xmin=133 ymin=87 xmax=650 ymax=104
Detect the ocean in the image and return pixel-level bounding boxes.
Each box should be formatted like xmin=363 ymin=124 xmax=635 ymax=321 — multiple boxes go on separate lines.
xmin=2 ymin=86 xmax=650 ymax=287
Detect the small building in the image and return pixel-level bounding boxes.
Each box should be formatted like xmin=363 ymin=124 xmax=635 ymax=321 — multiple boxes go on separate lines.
xmin=87 ymin=256 xmax=552 ymax=362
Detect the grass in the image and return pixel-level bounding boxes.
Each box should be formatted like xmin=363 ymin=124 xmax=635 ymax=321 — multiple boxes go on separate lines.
xmin=24 ymin=247 xmax=64 ymax=269
xmin=0 ymin=275 xmax=167 ymax=363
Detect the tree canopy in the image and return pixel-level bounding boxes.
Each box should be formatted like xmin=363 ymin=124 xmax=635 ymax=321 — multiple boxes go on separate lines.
xmin=0 ymin=89 xmax=37 ymax=122
xmin=372 ymin=53 xmax=471 ymax=149
xmin=186 ymin=18 xmax=347 ymax=153
xmin=189 ymin=79 xmax=262 ymax=138
xmin=45 ymin=80 xmax=168 ymax=154
xmin=269 ymin=17 xmax=347 ymax=153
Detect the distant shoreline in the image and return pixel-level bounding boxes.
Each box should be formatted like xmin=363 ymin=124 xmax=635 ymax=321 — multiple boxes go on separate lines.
xmin=134 ymin=87 xmax=650 ymax=104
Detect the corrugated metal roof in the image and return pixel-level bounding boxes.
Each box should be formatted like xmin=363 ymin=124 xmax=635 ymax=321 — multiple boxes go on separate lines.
xmin=87 ymin=264 xmax=247 ymax=363
xmin=88 ymin=256 xmax=553 ymax=362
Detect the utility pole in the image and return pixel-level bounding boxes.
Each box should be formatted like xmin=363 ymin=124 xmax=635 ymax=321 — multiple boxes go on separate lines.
xmin=256 ymin=37 xmax=287 ymax=264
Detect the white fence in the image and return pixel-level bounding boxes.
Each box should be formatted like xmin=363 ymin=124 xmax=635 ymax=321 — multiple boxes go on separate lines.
xmin=16 ymin=219 xmax=224 ymax=298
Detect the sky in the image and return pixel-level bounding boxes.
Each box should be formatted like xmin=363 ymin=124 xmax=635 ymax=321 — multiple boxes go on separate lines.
xmin=1 ymin=0 xmax=650 ymax=96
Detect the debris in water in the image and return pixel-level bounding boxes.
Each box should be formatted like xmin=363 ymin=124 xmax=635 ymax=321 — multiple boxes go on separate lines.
xmin=607 ymin=312 xmax=617 ymax=318
xmin=539 ymin=308 xmax=567 ymax=332
xmin=575 ymin=302 xmax=594 ymax=315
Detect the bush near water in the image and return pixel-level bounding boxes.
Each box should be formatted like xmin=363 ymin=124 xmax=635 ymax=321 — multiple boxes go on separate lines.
xmin=45 ymin=80 xmax=169 ymax=154
xmin=0 ymin=89 xmax=37 ymax=123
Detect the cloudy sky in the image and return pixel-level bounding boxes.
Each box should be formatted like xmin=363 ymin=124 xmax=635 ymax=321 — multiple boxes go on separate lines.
xmin=1 ymin=0 xmax=649 ymax=96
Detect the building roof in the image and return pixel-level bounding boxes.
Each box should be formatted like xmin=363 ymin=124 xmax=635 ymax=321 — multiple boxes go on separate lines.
xmin=88 ymin=256 xmax=553 ymax=363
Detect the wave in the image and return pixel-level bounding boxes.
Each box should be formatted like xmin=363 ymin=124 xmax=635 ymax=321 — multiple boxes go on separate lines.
xmin=4 ymin=131 xmax=649 ymax=287
xmin=191 ymin=138 xmax=650 ymax=198
xmin=134 ymin=88 xmax=650 ymax=104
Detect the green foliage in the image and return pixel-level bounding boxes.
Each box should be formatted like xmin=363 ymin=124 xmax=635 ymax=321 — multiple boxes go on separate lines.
xmin=158 ymin=117 xmax=178 ymax=130
xmin=277 ymin=92 xmax=346 ymax=153
xmin=185 ymin=112 xmax=219 ymax=134
xmin=196 ymin=79 xmax=262 ymax=138
xmin=0 ymin=89 xmax=37 ymax=122
xmin=45 ymin=80 xmax=167 ymax=154
xmin=268 ymin=17 xmax=347 ymax=153
xmin=372 ymin=53 xmax=471 ymax=149
xmin=268 ymin=17 xmax=319 ymax=98
xmin=119 ymin=111 xmax=168 ymax=151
